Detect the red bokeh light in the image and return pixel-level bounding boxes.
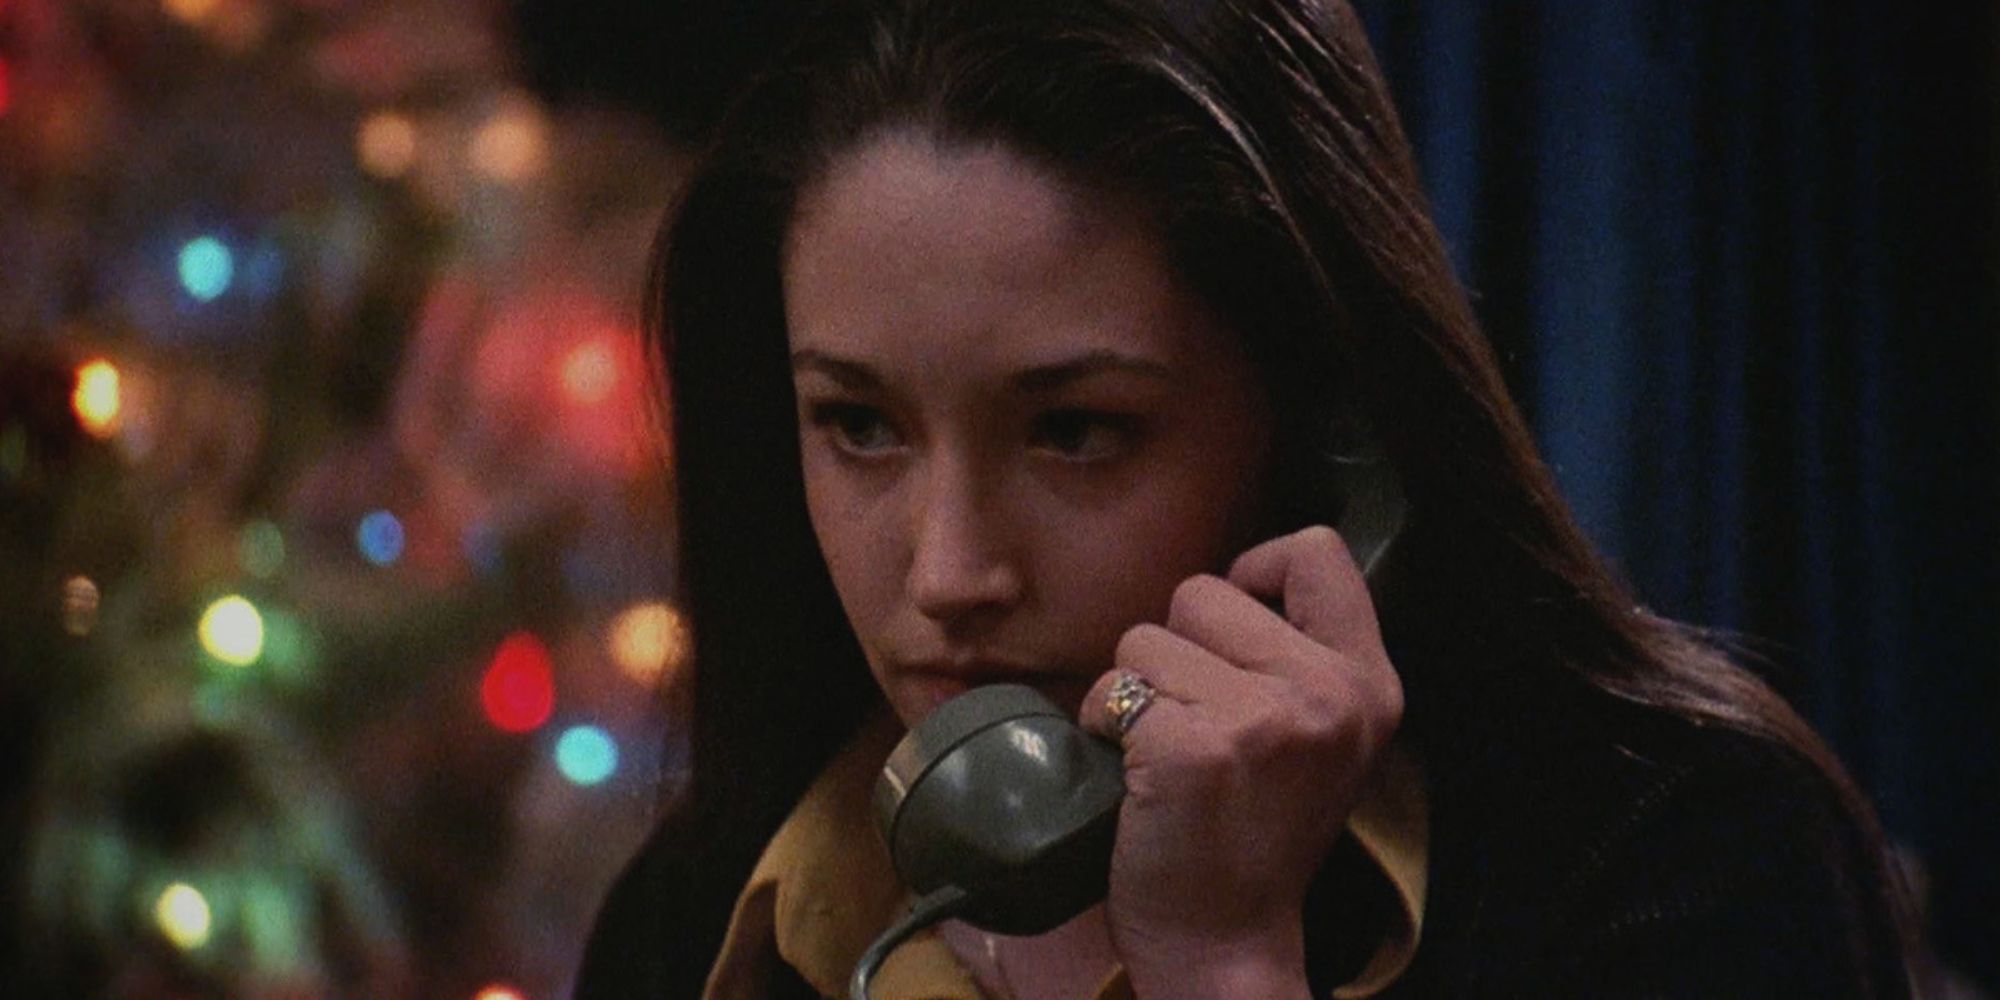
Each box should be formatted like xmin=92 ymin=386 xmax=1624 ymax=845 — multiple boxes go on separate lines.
xmin=0 ymin=59 xmax=13 ymax=120
xmin=480 ymin=631 xmax=554 ymax=733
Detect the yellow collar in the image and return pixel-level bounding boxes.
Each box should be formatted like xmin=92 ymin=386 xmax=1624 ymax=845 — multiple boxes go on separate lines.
xmin=704 ymin=713 xmax=1428 ymax=999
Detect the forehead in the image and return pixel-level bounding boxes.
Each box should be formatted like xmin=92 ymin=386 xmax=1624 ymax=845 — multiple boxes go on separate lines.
xmin=782 ymin=131 xmax=1221 ymax=372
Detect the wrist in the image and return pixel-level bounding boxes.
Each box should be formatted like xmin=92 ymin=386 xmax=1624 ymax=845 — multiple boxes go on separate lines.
xmin=1121 ymin=918 xmax=1312 ymax=1000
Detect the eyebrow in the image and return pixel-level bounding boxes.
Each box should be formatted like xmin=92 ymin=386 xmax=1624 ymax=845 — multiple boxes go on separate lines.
xmin=788 ymin=348 xmax=1179 ymax=392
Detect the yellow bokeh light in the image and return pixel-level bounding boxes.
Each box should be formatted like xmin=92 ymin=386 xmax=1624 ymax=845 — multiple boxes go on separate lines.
xmin=473 ymin=986 xmax=526 ymax=1000
xmin=199 ymin=595 xmax=265 ymax=666
xmin=62 ymin=575 xmax=100 ymax=636
xmin=469 ymin=101 xmax=547 ymax=183
xmin=162 ymin=0 xmax=221 ymax=25
xmin=154 ymin=882 xmax=212 ymax=950
xmin=73 ymin=359 xmax=121 ymax=437
xmin=357 ymin=112 xmax=418 ymax=178
xmin=609 ymin=602 xmax=688 ymax=685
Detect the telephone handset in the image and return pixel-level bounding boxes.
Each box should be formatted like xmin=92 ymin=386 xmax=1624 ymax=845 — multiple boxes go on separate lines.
xmin=852 ymin=453 xmax=1407 ymax=997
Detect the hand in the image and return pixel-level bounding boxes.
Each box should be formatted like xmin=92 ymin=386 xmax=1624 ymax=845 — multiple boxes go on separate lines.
xmin=1080 ymin=526 xmax=1405 ymax=999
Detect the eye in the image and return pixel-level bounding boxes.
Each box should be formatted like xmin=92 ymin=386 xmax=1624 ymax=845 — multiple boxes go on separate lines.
xmin=1030 ymin=409 xmax=1141 ymax=462
xmin=805 ymin=401 xmax=903 ymax=456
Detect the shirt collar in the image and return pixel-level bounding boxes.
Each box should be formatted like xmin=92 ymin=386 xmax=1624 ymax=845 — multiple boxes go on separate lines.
xmin=705 ymin=712 xmax=1428 ymax=999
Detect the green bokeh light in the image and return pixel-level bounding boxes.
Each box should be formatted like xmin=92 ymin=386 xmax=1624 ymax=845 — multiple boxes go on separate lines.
xmin=237 ymin=520 xmax=285 ymax=578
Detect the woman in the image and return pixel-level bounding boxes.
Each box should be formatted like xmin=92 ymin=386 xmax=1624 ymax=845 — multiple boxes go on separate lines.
xmin=579 ymin=0 xmax=1916 ymax=995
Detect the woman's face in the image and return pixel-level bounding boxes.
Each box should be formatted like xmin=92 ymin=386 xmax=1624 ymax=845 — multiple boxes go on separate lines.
xmin=783 ymin=132 xmax=1273 ymax=727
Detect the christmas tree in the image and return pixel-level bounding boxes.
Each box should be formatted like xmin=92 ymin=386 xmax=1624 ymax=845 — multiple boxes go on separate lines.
xmin=1 ymin=1 xmax=694 ymax=995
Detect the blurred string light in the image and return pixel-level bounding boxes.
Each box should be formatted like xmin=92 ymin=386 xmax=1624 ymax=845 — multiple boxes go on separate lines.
xmin=239 ymin=877 xmax=306 ymax=969
xmin=154 ymin=882 xmax=212 ymax=951
xmin=554 ymin=724 xmax=618 ymax=787
xmin=356 ymin=510 xmax=405 ymax=566
xmin=207 ymin=0 xmax=270 ymax=53
xmin=357 ymin=111 xmax=418 ymax=179
xmin=0 ymin=57 xmax=14 ymax=120
xmin=560 ymin=339 xmax=620 ymax=406
xmin=62 ymin=576 xmax=100 ymax=636
xmin=0 ymin=424 xmax=24 ymax=481
xmin=470 ymin=98 xmax=547 ymax=183
xmin=198 ymin=595 xmax=264 ymax=667
xmin=258 ymin=607 xmax=320 ymax=687
xmin=238 ymin=240 xmax=285 ymax=301
xmin=473 ymin=985 xmax=527 ymax=1000
xmin=461 ymin=521 xmax=503 ymax=578
xmin=72 ymin=358 xmax=122 ymax=437
xmin=237 ymin=520 xmax=285 ymax=578
xmin=193 ymin=680 xmax=240 ymax=726
xmin=177 ymin=236 xmax=234 ymax=302
xmin=480 ymin=632 xmax=554 ymax=733
xmin=608 ymin=601 xmax=687 ymax=685
xmin=163 ymin=0 xmax=222 ymax=26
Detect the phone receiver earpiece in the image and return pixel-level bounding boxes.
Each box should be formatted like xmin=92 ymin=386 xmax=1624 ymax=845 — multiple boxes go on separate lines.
xmin=1327 ymin=448 xmax=1407 ymax=581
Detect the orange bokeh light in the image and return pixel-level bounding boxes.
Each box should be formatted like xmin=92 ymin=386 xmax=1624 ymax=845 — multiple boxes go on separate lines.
xmin=608 ymin=601 xmax=689 ymax=685
xmin=162 ymin=0 xmax=221 ymax=25
xmin=357 ymin=111 xmax=418 ymax=178
xmin=470 ymin=100 xmax=547 ymax=183
xmin=72 ymin=359 xmax=121 ymax=437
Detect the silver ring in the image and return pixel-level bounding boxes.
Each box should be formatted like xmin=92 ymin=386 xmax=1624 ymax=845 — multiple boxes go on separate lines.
xmin=1104 ymin=671 xmax=1158 ymax=739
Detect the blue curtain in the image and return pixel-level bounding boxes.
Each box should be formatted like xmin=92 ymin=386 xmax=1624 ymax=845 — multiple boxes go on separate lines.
xmin=1352 ymin=1 xmax=2000 ymax=987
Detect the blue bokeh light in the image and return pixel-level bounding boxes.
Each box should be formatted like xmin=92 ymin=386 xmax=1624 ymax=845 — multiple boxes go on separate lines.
xmin=461 ymin=521 xmax=503 ymax=577
xmin=356 ymin=510 xmax=405 ymax=566
xmin=554 ymin=725 xmax=618 ymax=787
xmin=177 ymin=237 xmax=234 ymax=302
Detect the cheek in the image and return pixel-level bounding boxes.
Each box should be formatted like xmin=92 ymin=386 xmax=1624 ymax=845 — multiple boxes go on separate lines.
xmin=801 ymin=455 xmax=898 ymax=630
xmin=1030 ymin=460 xmax=1260 ymax=641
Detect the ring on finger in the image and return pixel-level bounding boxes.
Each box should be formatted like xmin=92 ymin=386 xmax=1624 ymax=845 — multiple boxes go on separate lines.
xmin=1104 ymin=671 xmax=1159 ymax=739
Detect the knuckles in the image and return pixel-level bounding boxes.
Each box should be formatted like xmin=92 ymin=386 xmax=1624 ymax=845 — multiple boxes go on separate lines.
xmin=1126 ymin=563 xmax=1406 ymax=770
xmin=1115 ymin=622 xmax=1173 ymax=666
xmin=1264 ymin=524 xmax=1348 ymax=568
xmin=1166 ymin=573 xmax=1230 ymax=629
xmin=1155 ymin=673 xmax=1402 ymax=779
xmin=1296 ymin=524 xmax=1344 ymax=551
xmin=1211 ymin=687 xmax=1350 ymax=767
xmin=1375 ymin=673 xmax=1406 ymax=736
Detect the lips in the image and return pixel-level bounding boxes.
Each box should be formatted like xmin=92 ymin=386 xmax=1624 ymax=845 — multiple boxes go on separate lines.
xmin=894 ymin=659 xmax=1097 ymax=713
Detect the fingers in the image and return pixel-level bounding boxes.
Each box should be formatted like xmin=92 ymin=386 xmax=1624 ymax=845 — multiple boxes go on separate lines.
xmin=1160 ymin=573 xmax=1338 ymax=686
xmin=1079 ymin=525 xmax=1398 ymax=747
xmin=1079 ymin=625 xmax=1269 ymax=740
xmin=1110 ymin=623 xmax=1261 ymax=705
xmin=1225 ymin=525 xmax=1382 ymax=653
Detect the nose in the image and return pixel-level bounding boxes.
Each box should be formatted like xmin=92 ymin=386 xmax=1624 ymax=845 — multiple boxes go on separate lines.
xmin=907 ymin=455 xmax=1025 ymax=624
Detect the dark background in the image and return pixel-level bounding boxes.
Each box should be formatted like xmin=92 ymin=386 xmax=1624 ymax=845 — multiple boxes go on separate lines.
xmin=1353 ymin=5 xmax=2000 ymax=987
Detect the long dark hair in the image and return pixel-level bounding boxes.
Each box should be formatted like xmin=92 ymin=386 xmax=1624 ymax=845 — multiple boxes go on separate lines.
xmin=625 ymin=0 xmax=1911 ymax=989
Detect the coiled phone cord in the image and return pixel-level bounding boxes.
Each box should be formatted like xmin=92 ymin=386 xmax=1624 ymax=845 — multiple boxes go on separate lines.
xmin=849 ymin=884 xmax=970 ymax=1000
